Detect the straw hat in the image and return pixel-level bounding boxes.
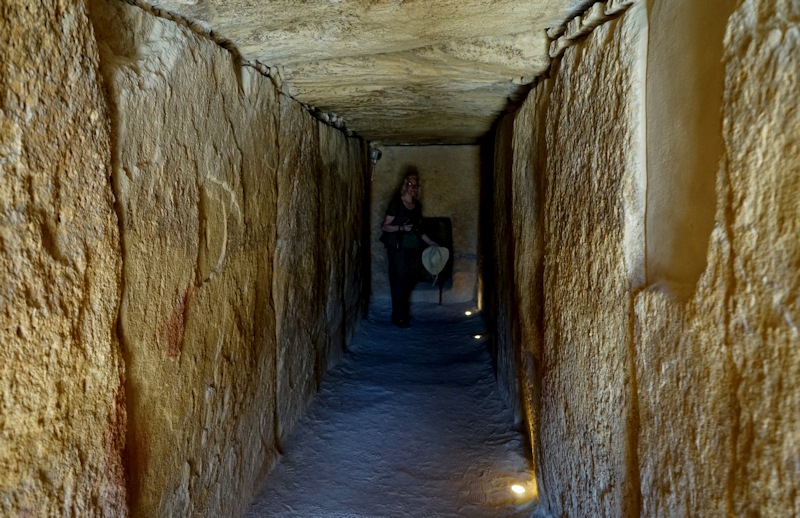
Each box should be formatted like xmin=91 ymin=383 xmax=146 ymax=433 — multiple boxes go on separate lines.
xmin=421 ymin=245 xmax=450 ymax=276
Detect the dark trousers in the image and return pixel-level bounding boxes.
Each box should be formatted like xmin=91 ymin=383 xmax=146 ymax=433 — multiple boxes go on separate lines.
xmin=387 ymin=246 xmax=419 ymax=322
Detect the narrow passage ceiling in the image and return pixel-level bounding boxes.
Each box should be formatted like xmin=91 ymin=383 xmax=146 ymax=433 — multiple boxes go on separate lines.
xmin=144 ymin=0 xmax=592 ymax=144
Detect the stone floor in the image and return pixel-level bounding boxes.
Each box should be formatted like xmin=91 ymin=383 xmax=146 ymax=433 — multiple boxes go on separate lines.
xmin=247 ymin=302 xmax=544 ymax=517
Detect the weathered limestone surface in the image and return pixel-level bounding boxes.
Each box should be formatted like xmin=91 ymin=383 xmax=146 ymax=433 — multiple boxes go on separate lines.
xmin=496 ymin=1 xmax=799 ymax=516
xmin=89 ymin=0 xmax=367 ymax=515
xmin=490 ymin=113 xmax=519 ymax=423
xmin=634 ymin=287 xmax=732 ymax=516
xmin=638 ymin=1 xmax=800 ymax=515
xmin=723 ymin=3 xmax=800 ymax=512
xmin=539 ymin=6 xmax=647 ymax=515
xmin=140 ymin=0 xmax=590 ymax=143
xmin=319 ymin=124 xmax=368 ymax=371
xmin=274 ymin=96 xmax=322 ymax=442
xmin=370 ymin=145 xmax=480 ymax=306
xmin=509 ymin=85 xmax=549 ymax=498
xmin=491 ymin=86 xmax=550 ymax=462
xmin=89 ymin=1 xmax=278 ymax=515
xmin=0 ymin=2 xmax=126 ymax=516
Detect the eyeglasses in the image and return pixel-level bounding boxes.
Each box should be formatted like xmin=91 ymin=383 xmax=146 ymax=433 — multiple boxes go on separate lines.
xmin=405 ymin=182 xmax=420 ymax=188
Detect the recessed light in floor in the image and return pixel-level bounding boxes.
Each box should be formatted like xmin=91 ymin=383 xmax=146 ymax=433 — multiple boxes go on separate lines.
xmin=511 ymin=484 xmax=526 ymax=495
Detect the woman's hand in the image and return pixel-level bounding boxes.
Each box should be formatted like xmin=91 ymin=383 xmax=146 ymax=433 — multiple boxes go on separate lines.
xmin=422 ymin=234 xmax=438 ymax=247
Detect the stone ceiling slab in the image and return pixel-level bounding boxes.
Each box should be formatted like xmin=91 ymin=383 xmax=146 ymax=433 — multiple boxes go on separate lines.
xmin=144 ymin=0 xmax=592 ymax=143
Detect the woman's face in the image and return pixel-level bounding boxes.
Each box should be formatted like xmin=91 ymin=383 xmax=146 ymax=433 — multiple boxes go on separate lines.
xmin=402 ymin=176 xmax=420 ymax=197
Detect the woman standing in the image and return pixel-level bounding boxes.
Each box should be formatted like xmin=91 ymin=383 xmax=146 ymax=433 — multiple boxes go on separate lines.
xmin=381 ymin=170 xmax=438 ymax=328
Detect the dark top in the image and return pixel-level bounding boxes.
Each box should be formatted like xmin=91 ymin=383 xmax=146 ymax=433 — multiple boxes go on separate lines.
xmin=385 ymin=196 xmax=423 ymax=249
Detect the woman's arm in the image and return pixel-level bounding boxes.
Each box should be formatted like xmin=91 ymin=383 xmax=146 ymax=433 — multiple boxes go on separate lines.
xmin=382 ymin=214 xmax=413 ymax=233
xmin=421 ymin=233 xmax=438 ymax=247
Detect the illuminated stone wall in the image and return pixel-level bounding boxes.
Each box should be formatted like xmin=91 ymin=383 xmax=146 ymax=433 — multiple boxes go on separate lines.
xmin=0 ymin=1 xmax=126 ymax=515
xmin=1 ymin=1 xmax=367 ymax=516
xmin=494 ymin=0 xmax=799 ymax=515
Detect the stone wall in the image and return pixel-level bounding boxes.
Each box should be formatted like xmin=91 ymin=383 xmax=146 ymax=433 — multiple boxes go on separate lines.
xmin=637 ymin=1 xmax=800 ymax=515
xmin=89 ymin=1 xmax=367 ymax=515
xmin=489 ymin=114 xmax=517 ymax=422
xmin=645 ymin=0 xmax=737 ymax=295
xmin=0 ymin=1 xmax=126 ymax=516
xmin=2 ymin=0 xmax=367 ymax=515
xmin=370 ymin=145 xmax=480 ymax=307
xmin=509 ymin=83 xmax=550 ymax=500
xmin=494 ymin=0 xmax=799 ymax=515
xmin=540 ymin=5 xmax=647 ymax=515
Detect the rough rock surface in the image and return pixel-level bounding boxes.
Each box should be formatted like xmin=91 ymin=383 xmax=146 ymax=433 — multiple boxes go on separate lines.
xmin=319 ymin=124 xmax=368 ymax=373
xmin=0 ymin=1 xmax=126 ymax=515
xmin=494 ymin=1 xmax=799 ymax=516
xmin=370 ymin=145 xmax=480 ymax=306
xmin=722 ymin=3 xmax=800 ymax=512
xmin=638 ymin=1 xmax=800 ymax=515
xmin=634 ymin=288 xmax=732 ymax=516
xmin=139 ymin=0 xmax=591 ymax=144
xmin=489 ymin=113 xmax=518 ymax=423
xmin=509 ymin=84 xmax=549 ymax=498
xmin=89 ymin=0 xmax=368 ymax=515
xmin=274 ymin=96 xmax=322 ymax=445
xmin=540 ymin=6 xmax=647 ymax=516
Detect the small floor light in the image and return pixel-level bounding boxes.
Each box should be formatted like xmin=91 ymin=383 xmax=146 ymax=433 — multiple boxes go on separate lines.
xmin=473 ymin=334 xmax=482 ymax=339
xmin=465 ymin=310 xmax=473 ymax=316
xmin=511 ymin=484 xmax=526 ymax=495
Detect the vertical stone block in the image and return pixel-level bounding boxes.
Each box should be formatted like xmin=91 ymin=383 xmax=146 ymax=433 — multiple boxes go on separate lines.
xmin=634 ymin=283 xmax=733 ymax=516
xmin=318 ymin=124 xmax=367 ymax=370
xmin=510 ymin=83 xmax=550 ymax=498
xmin=491 ymin=113 xmax=519 ymax=423
xmin=635 ymin=2 xmax=800 ymax=516
xmin=0 ymin=1 xmax=125 ymax=515
xmin=89 ymin=1 xmax=280 ymax=515
xmin=723 ymin=2 xmax=800 ymax=514
xmin=343 ymin=137 xmax=368 ymax=335
xmin=274 ymin=96 xmax=323 ymax=442
xmin=540 ymin=4 xmax=646 ymax=515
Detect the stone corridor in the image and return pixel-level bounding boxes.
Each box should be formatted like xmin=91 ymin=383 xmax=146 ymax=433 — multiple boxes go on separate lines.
xmin=2 ymin=0 xmax=798 ymax=517
xmin=248 ymin=302 xmax=539 ymax=517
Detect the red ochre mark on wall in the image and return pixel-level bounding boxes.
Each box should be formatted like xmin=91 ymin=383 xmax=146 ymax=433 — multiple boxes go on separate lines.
xmin=159 ymin=284 xmax=196 ymax=358
xmin=102 ymin=379 xmax=129 ymax=508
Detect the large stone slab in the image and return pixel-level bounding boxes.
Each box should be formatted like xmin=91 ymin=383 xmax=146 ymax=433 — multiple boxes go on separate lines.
xmin=0 ymin=1 xmax=125 ymax=515
xmin=510 ymin=83 xmax=550 ymax=498
xmin=139 ymin=0 xmax=590 ymax=143
xmin=722 ymin=1 xmax=800 ymax=513
xmin=90 ymin=0 xmax=282 ymax=514
xmin=539 ymin=4 xmax=647 ymax=515
xmin=273 ymin=96 xmax=323 ymax=443
xmin=634 ymin=286 xmax=732 ymax=516
xmin=318 ymin=124 xmax=368 ymax=370
xmin=491 ymin=112 xmax=518 ymax=422
xmin=634 ymin=2 xmax=800 ymax=515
